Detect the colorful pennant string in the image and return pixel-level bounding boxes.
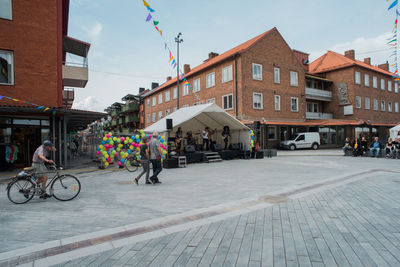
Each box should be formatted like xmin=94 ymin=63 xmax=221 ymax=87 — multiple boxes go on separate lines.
xmin=0 ymin=95 xmax=54 ymax=112
xmin=386 ymin=0 xmax=400 ymax=81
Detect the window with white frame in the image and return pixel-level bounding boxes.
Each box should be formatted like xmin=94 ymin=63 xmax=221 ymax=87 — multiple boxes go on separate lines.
xmin=252 ymin=63 xmax=262 ymax=80
xmin=0 ymin=0 xmax=12 ymax=20
xmin=146 ymin=114 xmax=150 ymax=123
xmin=307 ymin=102 xmax=319 ymax=113
xmin=165 ymin=91 xmax=170 ymax=102
xmin=388 ymin=101 xmax=392 ymax=112
xmin=388 ymin=81 xmax=392 ymax=92
xmin=158 ymin=111 xmax=163 ymax=119
xmin=291 ymin=97 xmax=298 ymax=112
xmin=206 ymin=98 xmax=215 ymax=104
xmin=158 ymin=94 xmax=163 ymax=104
xmin=395 ymin=83 xmax=399 ymax=93
xmin=381 ymin=100 xmax=386 ymax=111
xmin=206 ymin=72 xmax=215 ymax=88
xmin=222 ymin=65 xmax=233 ymax=83
xmin=364 ymin=97 xmax=370 ymax=110
xmin=373 ymin=76 xmax=377 ymax=88
xmin=165 ymin=109 xmax=170 ymax=116
xmin=364 ymin=74 xmax=369 ymax=87
xmin=222 ymin=94 xmax=233 ymax=110
xmin=355 ymin=96 xmax=361 ymax=109
xmin=152 ymin=113 xmax=156 ymax=122
xmin=355 ymin=71 xmax=361 ymax=84
xmin=152 ymin=96 xmax=156 ymax=106
xmin=182 ymin=84 xmax=189 ymax=96
xmin=274 ymin=67 xmax=280 ymax=84
xmin=0 ymin=50 xmax=14 ymax=85
xmin=253 ymin=93 xmax=263 ymax=109
xmin=274 ymin=95 xmax=280 ymax=111
xmin=193 ymin=78 xmax=200 ymax=92
xmin=173 ymin=87 xmax=177 ymax=99
xmin=373 ymin=99 xmax=378 ymax=110
xmin=267 ymin=126 xmax=277 ymax=140
xmin=146 ymin=99 xmax=150 ymax=107
xmin=381 ymin=79 xmax=385 ymax=90
xmin=395 ymin=102 xmax=399 ymax=112
xmin=290 ymin=71 xmax=298 ymax=86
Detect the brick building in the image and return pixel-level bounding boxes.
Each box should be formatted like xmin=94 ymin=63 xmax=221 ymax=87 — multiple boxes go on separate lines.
xmin=0 ymin=0 xmax=104 ymax=169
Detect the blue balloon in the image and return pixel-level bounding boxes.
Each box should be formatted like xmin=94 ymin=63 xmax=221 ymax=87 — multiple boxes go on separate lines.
xmin=131 ymin=136 xmax=135 ymax=140
xmin=106 ymin=140 xmax=110 ymax=143
xmin=120 ymin=158 xmax=125 ymax=163
xmin=97 ymin=147 xmax=100 ymax=151
xmin=146 ymin=134 xmax=149 ymax=138
xmin=158 ymin=136 xmax=161 ymax=139
xmin=136 ymin=139 xmax=140 ymax=143
xmin=101 ymin=141 xmax=105 ymax=145
xmin=128 ymin=149 xmax=131 ymax=154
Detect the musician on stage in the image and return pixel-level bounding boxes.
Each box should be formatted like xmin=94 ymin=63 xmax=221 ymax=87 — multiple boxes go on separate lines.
xmin=175 ymin=127 xmax=183 ymax=153
xmin=222 ymin=126 xmax=231 ymax=150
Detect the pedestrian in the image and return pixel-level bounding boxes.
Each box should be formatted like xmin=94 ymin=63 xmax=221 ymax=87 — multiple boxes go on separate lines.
xmin=134 ymin=136 xmax=151 ymax=185
xmin=149 ymin=132 xmax=163 ymax=184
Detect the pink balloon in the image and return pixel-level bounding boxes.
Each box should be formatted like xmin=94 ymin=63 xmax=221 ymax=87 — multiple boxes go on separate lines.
xmin=96 ymin=151 xmax=100 ymax=155
xmin=149 ymin=135 xmax=152 ymax=138
xmin=106 ymin=134 xmax=110 ymax=138
xmin=115 ymin=153 xmax=119 ymax=157
xmin=132 ymin=142 xmax=135 ymax=146
xmin=118 ymin=162 xmax=122 ymax=166
xmin=121 ymin=137 xmax=125 ymax=141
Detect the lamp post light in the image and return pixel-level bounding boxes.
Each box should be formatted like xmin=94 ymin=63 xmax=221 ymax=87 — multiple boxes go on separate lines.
xmin=175 ymin=32 xmax=183 ymax=109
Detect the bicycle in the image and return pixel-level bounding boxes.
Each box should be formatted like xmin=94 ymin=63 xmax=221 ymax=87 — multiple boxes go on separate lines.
xmin=124 ymin=153 xmax=141 ymax=172
xmin=6 ymin=164 xmax=81 ymax=204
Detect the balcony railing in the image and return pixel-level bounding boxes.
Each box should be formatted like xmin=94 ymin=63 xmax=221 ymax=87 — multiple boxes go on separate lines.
xmin=306 ymin=112 xmax=333 ymax=120
xmin=111 ymin=110 xmax=121 ymax=117
xmin=125 ymin=114 xmax=140 ymax=123
xmin=119 ymin=117 xmax=125 ymax=124
xmin=122 ymin=103 xmax=140 ymax=113
xmin=62 ymin=88 xmax=74 ymax=109
xmin=111 ymin=120 xmax=117 ymax=126
xmin=62 ymin=62 xmax=88 ymax=88
xmin=305 ymin=87 xmax=332 ymax=101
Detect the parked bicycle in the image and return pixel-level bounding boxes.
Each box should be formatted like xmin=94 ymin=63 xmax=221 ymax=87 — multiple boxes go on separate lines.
xmin=6 ymin=164 xmax=81 ymax=204
xmin=124 ymin=153 xmax=141 ymax=172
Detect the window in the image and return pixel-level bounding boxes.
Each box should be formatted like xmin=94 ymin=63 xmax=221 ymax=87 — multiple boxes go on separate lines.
xmin=152 ymin=113 xmax=156 ymax=122
xmin=355 ymin=96 xmax=361 ymax=109
xmin=267 ymin=126 xmax=277 ymax=140
xmin=373 ymin=76 xmax=377 ymax=88
xmin=158 ymin=94 xmax=163 ymax=104
xmin=146 ymin=99 xmax=150 ymax=107
xmin=364 ymin=97 xmax=370 ymax=110
xmin=252 ymin=63 xmax=262 ymax=80
xmin=307 ymin=102 xmax=319 ymax=113
xmin=290 ymin=71 xmax=298 ymax=86
xmin=388 ymin=81 xmax=392 ymax=92
xmin=166 ymin=109 xmax=170 ymax=116
xmin=373 ymin=99 xmax=378 ymax=111
xmin=253 ymin=93 xmax=263 ymax=109
xmin=274 ymin=67 xmax=280 ymax=84
xmin=395 ymin=102 xmax=399 ymax=113
xmin=183 ymin=84 xmax=189 ymax=96
xmin=173 ymin=87 xmax=177 ymax=99
xmin=207 ymin=98 xmax=215 ymax=104
xmin=291 ymin=97 xmax=298 ymax=112
xmin=355 ymin=72 xmax=361 ymax=84
xmin=388 ymin=101 xmax=392 ymax=112
xmin=0 ymin=0 xmax=12 ymax=20
xmin=222 ymin=94 xmax=233 ymax=110
xmin=364 ymin=74 xmax=369 ymax=87
xmin=158 ymin=111 xmax=163 ymax=119
xmin=0 ymin=50 xmax=14 ymax=85
xmin=146 ymin=114 xmax=150 ymax=123
xmin=381 ymin=100 xmax=386 ymax=111
xmin=206 ymin=72 xmax=215 ymax=88
xmin=152 ymin=96 xmax=156 ymax=106
xmin=395 ymin=83 xmax=399 ymax=93
xmin=222 ymin=65 xmax=233 ymax=83
xmin=165 ymin=91 xmax=170 ymax=102
xmin=381 ymin=79 xmax=385 ymax=90
xmin=274 ymin=95 xmax=280 ymax=111
xmin=296 ymin=134 xmax=305 ymax=141
xmin=193 ymin=78 xmax=200 ymax=92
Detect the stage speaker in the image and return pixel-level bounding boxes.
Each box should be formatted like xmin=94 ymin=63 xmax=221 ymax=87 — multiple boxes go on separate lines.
xmin=253 ymin=121 xmax=261 ymax=130
xmin=166 ymin=119 xmax=173 ymax=130
xmin=184 ymin=145 xmax=196 ymax=153
xmin=213 ymin=143 xmax=222 ymax=152
xmin=256 ymin=151 xmax=264 ymax=159
xmin=164 ymin=158 xmax=178 ymax=168
xmin=229 ymin=143 xmax=240 ymax=150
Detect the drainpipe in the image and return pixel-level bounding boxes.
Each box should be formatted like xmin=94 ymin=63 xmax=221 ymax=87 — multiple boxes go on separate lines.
xmin=234 ymin=54 xmax=238 ymax=118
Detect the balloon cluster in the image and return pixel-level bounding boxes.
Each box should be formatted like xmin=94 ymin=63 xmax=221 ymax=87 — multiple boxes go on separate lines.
xmin=250 ymin=130 xmax=255 ymax=149
xmin=96 ymin=130 xmax=168 ymax=168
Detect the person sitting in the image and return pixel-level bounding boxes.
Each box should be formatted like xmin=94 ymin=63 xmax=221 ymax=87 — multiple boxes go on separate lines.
xmin=343 ymin=137 xmax=352 ymax=155
xmin=385 ymin=137 xmax=394 ymax=158
xmin=370 ymin=137 xmax=383 ymax=157
xmin=360 ymin=136 xmax=369 ymax=156
xmin=352 ymin=137 xmax=361 ymax=157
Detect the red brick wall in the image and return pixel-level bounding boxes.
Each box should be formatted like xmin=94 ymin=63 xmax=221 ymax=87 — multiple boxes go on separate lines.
xmin=0 ymin=0 xmax=61 ymax=107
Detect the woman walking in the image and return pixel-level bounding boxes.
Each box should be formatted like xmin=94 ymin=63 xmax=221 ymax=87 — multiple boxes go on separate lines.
xmin=134 ymin=136 xmax=151 ymax=185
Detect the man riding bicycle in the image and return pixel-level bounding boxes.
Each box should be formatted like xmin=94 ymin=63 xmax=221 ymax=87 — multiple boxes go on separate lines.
xmin=32 ymin=140 xmax=56 ymax=198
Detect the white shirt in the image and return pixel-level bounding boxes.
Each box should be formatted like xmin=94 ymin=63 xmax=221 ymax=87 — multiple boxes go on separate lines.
xmin=202 ymin=130 xmax=209 ymax=139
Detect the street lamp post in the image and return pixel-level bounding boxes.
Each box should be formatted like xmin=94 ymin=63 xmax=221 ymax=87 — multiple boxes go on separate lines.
xmin=175 ymin=32 xmax=183 ymax=109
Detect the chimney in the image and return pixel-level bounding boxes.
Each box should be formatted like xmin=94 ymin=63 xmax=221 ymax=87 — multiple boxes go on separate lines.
xmin=166 ymin=76 xmax=172 ymax=81
xmin=363 ymin=58 xmax=371 ymax=65
xmin=344 ymin=50 xmax=355 ymax=60
xmin=184 ymin=64 xmax=191 ymax=74
xmin=208 ymin=52 xmax=219 ymax=59
xmin=378 ymin=61 xmax=389 ymax=71
xmin=151 ymin=82 xmax=159 ymax=89
xmin=139 ymin=87 xmax=145 ymax=93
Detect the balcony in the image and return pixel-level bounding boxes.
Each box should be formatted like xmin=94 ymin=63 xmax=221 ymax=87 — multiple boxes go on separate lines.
xmin=111 ymin=120 xmax=117 ymax=126
xmin=122 ymin=128 xmax=131 ymax=135
xmin=111 ymin=110 xmax=121 ymax=117
xmin=305 ymin=87 xmax=332 ymax=101
xmin=119 ymin=117 xmax=125 ymax=124
xmin=306 ymin=112 xmax=333 ymax=120
xmin=122 ymin=103 xmax=140 ymax=113
xmin=125 ymin=114 xmax=140 ymax=123
xmin=62 ymin=88 xmax=74 ymax=109
xmin=62 ymin=63 xmax=88 ymax=88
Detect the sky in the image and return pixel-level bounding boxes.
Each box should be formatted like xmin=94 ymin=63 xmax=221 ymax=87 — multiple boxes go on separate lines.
xmin=68 ymin=0 xmax=398 ymax=112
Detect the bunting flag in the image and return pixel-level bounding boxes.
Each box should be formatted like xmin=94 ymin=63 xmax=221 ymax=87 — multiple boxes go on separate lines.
xmin=386 ymin=0 xmax=400 ymax=82
xmin=153 ymin=21 xmax=159 ymax=26
xmin=0 ymin=95 xmax=54 ymax=112
xmin=146 ymin=6 xmax=155 ymax=12
xmin=142 ymin=0 xmax=150 ymax=7
xmin=164 ymin=42 xmax=167 ymax=49
xmin=159 ymin=30 xmax=162 ymax=36
xmin=146 ymin=13 xmax=152 ymax=22
xmin=389 ymin=0 xmax=398 ymax=10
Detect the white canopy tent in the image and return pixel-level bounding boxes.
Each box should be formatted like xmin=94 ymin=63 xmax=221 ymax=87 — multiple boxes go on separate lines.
xmin=389 ymin=124 xmax=400 ymax=140
xmin=144 ymin=103 xmax=251 ymax=150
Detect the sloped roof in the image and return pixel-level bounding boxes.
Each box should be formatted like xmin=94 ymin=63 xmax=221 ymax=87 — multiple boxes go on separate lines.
xmin=309 ymin=51 xmax=393 ymax=76
xmin=146 ymin=27 xmax=278 ymax=97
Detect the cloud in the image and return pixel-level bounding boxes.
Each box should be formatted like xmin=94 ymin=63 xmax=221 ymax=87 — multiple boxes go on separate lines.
xmin=82 ymin=22 xmax=103 ymax=41
xmin=72 ymin=96 xmax=105 ymax=112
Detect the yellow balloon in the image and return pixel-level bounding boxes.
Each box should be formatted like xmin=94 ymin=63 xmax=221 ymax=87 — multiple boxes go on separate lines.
xmin=102 ymin=158 xmax=106 ymax=162
xmin=104 ymin=162 xmax=109 ymax=167
xmin=108 ymin=132 xmax=112 ymax=136
xmin=103 ymin=137 xmax=107 ymax=141
xmin=129 ymin=145 xmax=134 ymax=150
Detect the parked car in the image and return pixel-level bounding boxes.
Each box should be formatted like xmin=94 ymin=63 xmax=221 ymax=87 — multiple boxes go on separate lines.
xmin=280 ymin=132 xmax=320 ymax=150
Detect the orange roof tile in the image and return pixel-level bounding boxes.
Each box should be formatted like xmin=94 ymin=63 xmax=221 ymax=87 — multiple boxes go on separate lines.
xmin=147 ymin=27 xmax=278 ymax=96
xmin=309 ymin=51 xmax=393 ymax=77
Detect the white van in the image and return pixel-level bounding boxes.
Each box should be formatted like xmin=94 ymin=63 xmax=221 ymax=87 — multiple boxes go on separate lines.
xmin=280 ymin=132 xmax=320 ymax=150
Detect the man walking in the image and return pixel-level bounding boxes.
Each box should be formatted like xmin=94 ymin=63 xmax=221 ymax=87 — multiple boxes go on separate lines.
xmin=32 ymin=140 xmax=56 ymax=198
xmin=149 ymin=133 xmax=163 ymax=184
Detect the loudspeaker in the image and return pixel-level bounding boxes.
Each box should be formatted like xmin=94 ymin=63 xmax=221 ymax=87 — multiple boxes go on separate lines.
xmin=163 ymin=158 xmax=178 ymax=168
xmin=166 ymin=119 xmax=173 ymax=130
xmin=213 ymin=143 xmax=222 ymax=152
xmin=256 ymin=151 xmax=264 ymax=159
xmin=253 ymin=121 xmax=261 ymax=130
xmin=184 ymin=145 xmax=196 ymax=153
xmin=229 ymin=143 xmax=240 ymax=150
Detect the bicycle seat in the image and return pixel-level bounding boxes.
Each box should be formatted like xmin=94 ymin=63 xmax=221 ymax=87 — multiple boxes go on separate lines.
xmin=23 ymin=167 xmax=35 ymax=172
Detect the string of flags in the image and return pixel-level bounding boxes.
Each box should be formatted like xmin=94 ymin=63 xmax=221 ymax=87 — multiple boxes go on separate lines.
xmin=0 ymin=95 xmax=53 ymax=112
xmin=142 ymin=0 xmax=206 ymax=104
xmin=386 ymin=0 xmax=400 ymax=81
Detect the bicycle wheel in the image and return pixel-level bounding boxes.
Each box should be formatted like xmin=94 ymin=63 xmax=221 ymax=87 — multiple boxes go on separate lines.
xmin=125 ymin=156 xmax=139 ymax=172
xmin=7 ymin=178 xmax=35 ymax=204
xmin=51 ymin=174 xmax=81 ymax=201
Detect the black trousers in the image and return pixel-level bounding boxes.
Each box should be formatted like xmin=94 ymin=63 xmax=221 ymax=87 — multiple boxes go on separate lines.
xmin=224 ymin=138 xmax=229 ymax=150
xmin=150 ymin=159 xmax=162 ymax=182
xmin=203 ymin=138 xmax=209 ymax=151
